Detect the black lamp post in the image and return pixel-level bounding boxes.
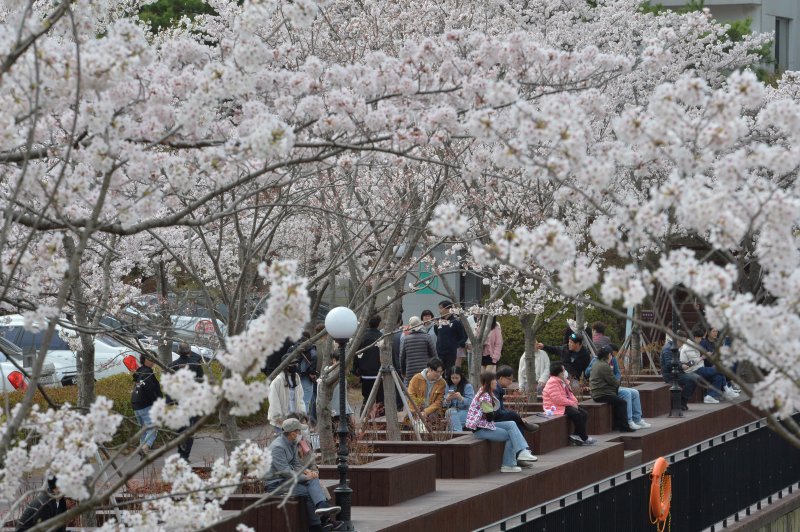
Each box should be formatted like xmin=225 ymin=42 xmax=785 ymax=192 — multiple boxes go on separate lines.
xmin=324 ymin=306 xmax=358 ymax=531
xmin=669 ymin=288 xmax=683 ymax=417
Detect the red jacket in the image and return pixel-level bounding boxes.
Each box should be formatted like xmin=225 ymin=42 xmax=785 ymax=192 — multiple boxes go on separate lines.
xmin=542 ymin=375 xmax=578 ymax=415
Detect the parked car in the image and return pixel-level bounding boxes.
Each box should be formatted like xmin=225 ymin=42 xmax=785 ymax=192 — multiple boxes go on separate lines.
xmin=0 ymin=336 xmax=61 ymax=391
xmin=0 ymin=315 xmax=138 ymax=386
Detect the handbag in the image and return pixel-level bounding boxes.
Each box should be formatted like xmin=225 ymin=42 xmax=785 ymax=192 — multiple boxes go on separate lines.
xmin=480 ymin=400 xmax=495 ymax=422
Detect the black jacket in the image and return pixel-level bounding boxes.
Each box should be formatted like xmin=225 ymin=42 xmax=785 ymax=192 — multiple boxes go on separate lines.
xmin=16 ymin=492 xmax=66 ymax=531
xmin=354 ymin=328 xmax=382 ymax=377
xmin=542 ymin=344 xmax=590 ymax=380
xmin=169 ymin=352 xmax=204 ymax=381
xmin=131 ymin=365 xmax=162 ymax=410
xmin=434 ymin=316 xmax=468 ymax=356
xmin=263 ymin=338 xmax=294 ymax=376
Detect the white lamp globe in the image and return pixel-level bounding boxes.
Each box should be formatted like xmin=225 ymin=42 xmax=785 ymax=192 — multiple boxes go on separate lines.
xmin=325 ymin=307 xmax=358 ymax=340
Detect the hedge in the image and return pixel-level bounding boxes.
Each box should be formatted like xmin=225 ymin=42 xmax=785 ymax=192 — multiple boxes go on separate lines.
xmin=1 ymin=364 xmax=269 ymax=449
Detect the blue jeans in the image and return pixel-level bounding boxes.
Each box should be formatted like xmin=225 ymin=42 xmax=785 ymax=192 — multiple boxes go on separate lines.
xmin=300 ymin=375 xmax=315 ymax=412
xmin=618 ymin=387 xmax=642 ymax=423
xmin=134 ymin=406 xmax=157 ymax=448
xmin=696 ymin=367 xmax=725 ymax=399
xmin=447 ymin=408 xmax=467 ymax=431
xmin=266 ymin=478 xmax=329 ymax=526
xmin=473 ymin=421 xmax=529 ymax=467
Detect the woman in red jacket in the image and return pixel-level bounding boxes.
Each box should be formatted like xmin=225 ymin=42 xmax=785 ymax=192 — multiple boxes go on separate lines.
xmin=542 ymin=362 xmax=596 ymax=446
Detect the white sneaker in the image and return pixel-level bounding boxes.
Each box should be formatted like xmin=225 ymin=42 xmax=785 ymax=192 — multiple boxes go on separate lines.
xmin=635 ymin=420 xmax=651 ymax=429
xmin=501 ymin=465 xmax=522 ymax=473
xmin=724 ymin=386 xmax=740 ymax=398
xmin=517 ymin=450 xmax=538 ymax=462
xmin=704 ymin=395 xmax=720 ymax=404
xmin=584 ymin=437 xmax=597 ymax=445
xmin=628 ymin=421 xmax=640 ymax=431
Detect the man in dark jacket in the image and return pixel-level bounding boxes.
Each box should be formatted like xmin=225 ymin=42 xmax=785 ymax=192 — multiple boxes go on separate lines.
xmin=537 ymin=332 xmax=591 ymax=382
xmin=400 ymin=316 xmax=436 ymax=385
xmin=354 ymin=315 xmax=383 ymax=403
xmin=589 ymin=347 xmax=633 ymax=432
xmin=434 ymin=301 xmax=468 ymax=370
xmin=661 ymin=338 xmax=700 ymax=410
xmin=16 ymin=477 xmax=66 ymax=531
xmin=263 ymin=337 xmax=294 ymax=380
xmin=169 ymin=342 xmax=205 ymax=461
xmin=494 ymin=365 xmax=539 ymax=433
xmin=132 ymin=351 xmax=163 ymax=456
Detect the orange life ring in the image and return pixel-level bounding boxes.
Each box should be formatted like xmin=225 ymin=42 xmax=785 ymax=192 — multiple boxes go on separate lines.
xmin=649 ymin=457 xmax=671 ymax=531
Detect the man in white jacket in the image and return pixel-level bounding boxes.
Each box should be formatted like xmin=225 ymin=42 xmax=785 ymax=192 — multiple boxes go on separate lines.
xmin=268 ymin=355 xmax=306 ymax=432
xmin=518 ymin=350 xmax=551 ymax=395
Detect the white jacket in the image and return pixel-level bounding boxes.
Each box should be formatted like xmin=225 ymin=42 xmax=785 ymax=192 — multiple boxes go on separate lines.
xmin=267 ymin=372 xmax=306 ymax=428
xmin=518 ymin=350 xmax=551 ymax=391
xmin=679 ymin=343 xmax=704 ymax=373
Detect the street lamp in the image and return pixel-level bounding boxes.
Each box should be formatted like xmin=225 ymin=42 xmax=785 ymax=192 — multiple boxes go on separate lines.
xmin=324 ymin=306 xmax=358 ymax=531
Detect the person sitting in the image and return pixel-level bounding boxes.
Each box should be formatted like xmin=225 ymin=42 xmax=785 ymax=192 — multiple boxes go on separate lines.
xmin=494 ymin=365 xmax=539 ymax=432
xmin=537 ymin=332 xmax=591 ymax=387
xmin=407 ymin=358 xmax=447 ymax=421
xmin=400 ymin=316 xmax=437 ymax=386
xmin=680 ymin=324 xmax=733 ymax=404
xmin=542 ymin=362 xmax=596 ymax=445
xmin=265 ymin=418 xmax=341 ymax=531
xmin=589 ymin=347 xmax=634 ymax=433
xmin=16 ymin=477 xmax=66 ymax=532
xmin=660 ymin=336 xmax=700 ymax=410
xmin=443 ymin=366 xmax=475 ymax=431
xmin=465 ymin=371 xmax=538 ymax=472
xmin=517 ymin=349 xmax=551 ymax=395
xmin=589 ymin=346 xmax=650 ymax=430
xmin=591 ymin=321 xmax=612 ymax=349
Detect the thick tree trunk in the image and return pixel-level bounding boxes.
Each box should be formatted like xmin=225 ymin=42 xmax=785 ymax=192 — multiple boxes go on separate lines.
xmin=381 ymin=298 xmax=402 ymax=441
xmin=629 ymin=306 xmax=642 ymax=375
xmin=155 ymin=260 xmax=173 ymax=367
xmin=317 ymin=374 xmax=336 ymax=464
xmin=575 ymin=301 xmax=585 ymax=336
xmin=520 ymin=314 xmax=538 ymax=398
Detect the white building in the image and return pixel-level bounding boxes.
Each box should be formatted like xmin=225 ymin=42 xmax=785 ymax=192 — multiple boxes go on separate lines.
xmin=658 ymin=0 xmax=800 ymax=72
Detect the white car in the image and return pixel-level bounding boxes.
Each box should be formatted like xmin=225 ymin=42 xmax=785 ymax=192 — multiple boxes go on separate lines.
xmin=0 ymin=336 xmax=61 ymax=392
xmin=0 ymin=315 xmax=137 ymax=386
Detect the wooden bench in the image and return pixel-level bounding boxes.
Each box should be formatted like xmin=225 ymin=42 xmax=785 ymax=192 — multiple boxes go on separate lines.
xmin=317 ymin=453 xmax=436 ymax=506
xmin=633 ymin=382 xmax=671 ymax=417
xmin=370 ymin=436 xmax=503 ymax=479
xmin=217 ymin=494 xmax=309 ymax=531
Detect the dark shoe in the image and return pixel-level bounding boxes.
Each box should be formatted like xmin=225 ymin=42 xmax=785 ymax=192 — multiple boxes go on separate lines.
xmin=315 ymin=505 xmax=342 ymax=518
xmin=618 ymin=426 xmax=636 ymax=433
xmin=522 ymin=421 xmax=540 ymax=433
xmin=327 ymin=520 xmax=345 ymax=531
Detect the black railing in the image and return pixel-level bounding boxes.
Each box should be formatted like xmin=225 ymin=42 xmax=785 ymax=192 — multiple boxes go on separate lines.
xmin=480 ymin=417 xmax=800 ymax=532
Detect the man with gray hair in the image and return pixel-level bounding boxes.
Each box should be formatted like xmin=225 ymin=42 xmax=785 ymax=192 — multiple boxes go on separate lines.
xmin=399 ymin=316 xmax=437 ymax=385
xmin=265 ymin=418 xmax=341 ymax=530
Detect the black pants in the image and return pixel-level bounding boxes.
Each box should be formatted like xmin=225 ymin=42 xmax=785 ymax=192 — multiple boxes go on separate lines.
xmin=177 ymin=416 xmax=200 ymax=461
xmin=495 ymin=409 xmax=526 ymax=432
xmin=594 ymin=395 xmax=629 ymax=430
xmin=564 ymin=406 xmax=588 ymax=440
xmin=440 ymin=352 xmax=457 ymax=372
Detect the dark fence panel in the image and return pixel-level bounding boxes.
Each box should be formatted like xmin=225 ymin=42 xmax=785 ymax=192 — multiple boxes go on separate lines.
xmin=510 ymin=422 xmax=800 ymax=532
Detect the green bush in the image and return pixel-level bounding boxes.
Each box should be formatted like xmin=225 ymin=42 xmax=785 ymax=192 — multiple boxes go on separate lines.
xmin=2 ymin=366 xmax=269 ymax=449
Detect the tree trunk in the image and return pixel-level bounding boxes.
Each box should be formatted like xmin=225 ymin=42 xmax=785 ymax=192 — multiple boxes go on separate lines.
xmin=317 ymin=374 xmax=336 ymax=464
xmin=629 ymin=306 xmax=642 ymax=375
xmin=575 ymin=301 xmax=585 ymax=336
xmin=381 ymin=298 xmax=402 ymax=441
xmin=155 ymin=260 xmax=173 ymax=367
xmin=218 ymin=396 xmax=240 ymax=455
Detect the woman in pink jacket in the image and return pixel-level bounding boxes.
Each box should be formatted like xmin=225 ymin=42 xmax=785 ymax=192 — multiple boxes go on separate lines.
xmin=482 ymin=317 xmax=503 ymax=372
xmin=542 ymin=362 xmax=596 ymax=446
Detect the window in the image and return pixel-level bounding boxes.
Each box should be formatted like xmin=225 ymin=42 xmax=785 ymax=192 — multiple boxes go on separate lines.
xmin=0 ymin=326 xmax=70 ymax=351
xmin=775 ymin=17 xmax=790 ymax=73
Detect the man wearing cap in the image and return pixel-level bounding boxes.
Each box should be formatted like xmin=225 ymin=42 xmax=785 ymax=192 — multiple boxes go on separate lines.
xmin=265 ymin=418 xmax=342 ymax=530
xmin=399 ymin=316 xmax=437 ymax=385
xmin=537 ymin=332 xmax=591 ymax=384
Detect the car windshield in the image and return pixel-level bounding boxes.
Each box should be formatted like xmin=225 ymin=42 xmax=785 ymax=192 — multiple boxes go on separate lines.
xmin=96 ymin=334 xmax=125 ymax=347
xmin=0 ymin=326 xmax=71 ymax=351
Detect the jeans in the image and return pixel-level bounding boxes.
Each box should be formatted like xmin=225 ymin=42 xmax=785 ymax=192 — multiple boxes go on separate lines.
xmin=266 ymin=478 xmax=329 ymax=526
xmin=473 ymin=421 xmax=530 ymax=467
xmin=696 ymin=367 xmax=725 ymax=399
xmin=618 ymin=387 xmax=643 ymax=423
xmin=447 ymin=408 xmax=467 ymax=431
xmin=134 ymin=405 xmax=157 ymax=448
xmin=300 ymin=375 xmax=315 ymax=412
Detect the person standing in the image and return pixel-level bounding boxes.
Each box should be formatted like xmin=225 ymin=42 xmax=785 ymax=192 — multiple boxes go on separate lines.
xmin=537 ymin=332 xmax=591 ymax=386
xmin=268 ymin=352 xmax=306 ymax=433
xmin=482 ymin=316 xmax=503 ymax=373
xmin=434 ymin=301 xmax=467 ymax=371
xmin=421 ymin=309 xmax=437 ymax=343
xmin=354 ymin=315 xmax=383 ymax=404
xmin=296 ymin=333 xmax=319 ymax=412
xmin=400 ymin=316 xmax=437 ymax=385
xmin=169 ymin=342 xmax=205 ymax=462
xmin=131 ymin=351 xmax=163 ymax=457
